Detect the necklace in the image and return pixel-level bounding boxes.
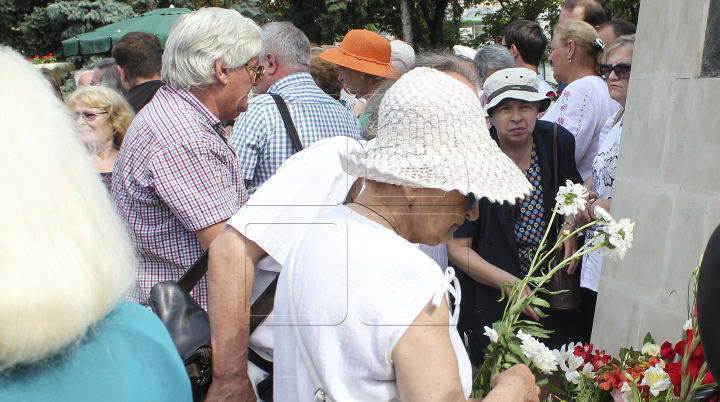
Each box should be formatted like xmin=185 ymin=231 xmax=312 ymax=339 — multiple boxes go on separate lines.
xmin=351 ymin=201 xmax=398 ymax=234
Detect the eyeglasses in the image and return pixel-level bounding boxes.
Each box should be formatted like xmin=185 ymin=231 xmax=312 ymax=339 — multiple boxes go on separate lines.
xmin=599 ymin=63 xmax=632 ymax=80
xmin=501 ymin=44 xmax=512 ymax=49
xmin=245 ymin=63 xmax=265 ymax=86
xmin=73 ymin=111 xmax=108 ymax=121
xmin=465 ymin=193 xmax=478 ymax=213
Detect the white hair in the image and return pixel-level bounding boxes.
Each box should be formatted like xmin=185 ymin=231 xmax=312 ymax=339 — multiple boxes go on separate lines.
xmin=74 ymin=70 xmax=91 ymax=86
xmin=0 ymin=46 xmax=136 ymax=371
xmin=162 ymin=7 xmax=264 ymax=91
xmin=262 ymin=22 xmax=311 ymax=69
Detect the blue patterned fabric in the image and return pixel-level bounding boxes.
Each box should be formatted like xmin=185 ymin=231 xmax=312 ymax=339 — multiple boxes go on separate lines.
xmin=514 ymin=144 xmax=546 ymax=273
xmin=230 ymin=72 xmax=362 ymax=195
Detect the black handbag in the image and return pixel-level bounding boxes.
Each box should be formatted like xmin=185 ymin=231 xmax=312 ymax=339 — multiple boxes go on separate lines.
xmin=144 ymin=250 xmax=279 ymax=402
xmin=547 ymin=122 xmax=582 ymax=311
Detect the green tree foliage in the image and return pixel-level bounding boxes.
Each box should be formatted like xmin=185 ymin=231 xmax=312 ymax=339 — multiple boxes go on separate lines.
xmin=602 ymin=0 xmax=640 ymax=25
xmin=0 ymin=0 xmax=52 ymax=50
xmin=9 ymin=0 xmax=135 ymax=57
xmin=19 ymin=6 xmax=65 ymax=57
xmin=468 ymin=0 xmax=640 ymax=49
xmin=471 ymin=0 xmax=560 ymax=47
xmin=47 ymin=0 xmax=135 ymax=40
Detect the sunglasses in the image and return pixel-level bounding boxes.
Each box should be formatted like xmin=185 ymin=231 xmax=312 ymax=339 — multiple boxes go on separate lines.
xmin=465 ymin=193 xmax=478 ymax=213
xmin=73 ymin=111 xmax=108 ymax=121
xmin=245 ymin=63 xmax=265 ymax=86
xmin=600 ymin=63 xmax=631 ymax=80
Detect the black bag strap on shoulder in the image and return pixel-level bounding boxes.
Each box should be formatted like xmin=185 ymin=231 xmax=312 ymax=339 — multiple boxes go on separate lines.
xmin=553 ymin=122 xmax=560 ymax=236
xmin=270 ymin=93 xmax=303 ymax=153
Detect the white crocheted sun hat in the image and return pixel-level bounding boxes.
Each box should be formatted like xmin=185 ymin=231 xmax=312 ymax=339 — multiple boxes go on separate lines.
xmin=340 ymin=66 xmax=532 ymax=204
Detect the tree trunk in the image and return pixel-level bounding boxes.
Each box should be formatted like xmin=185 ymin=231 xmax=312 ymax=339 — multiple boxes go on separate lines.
xmin=146 ymin=0 xmax=157 ymax=10
xmin=399 ymin=0 xmax=413 ymax=47
xmin=430 ymin=0 xmax=449 ymax=48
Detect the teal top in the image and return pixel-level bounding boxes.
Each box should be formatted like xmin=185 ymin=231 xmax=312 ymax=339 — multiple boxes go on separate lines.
xmin=0 ymin=301 xmax=192 ymax=402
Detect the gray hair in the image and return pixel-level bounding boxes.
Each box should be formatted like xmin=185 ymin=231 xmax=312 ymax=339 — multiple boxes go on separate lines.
xmin=362 ymin=52 xmax=480 ymax=140
xmin=603 ymin=34 xmax=635 ymax=61
xmin=473 ymin=45 xmax=515 ymax=84
xmin=99 ymin=65 xmax=126 ymax=95
xmin=162 ymin=8 xmax=264 ymax=91
xmin=94 ymin=58 xmax=116 ymax=71
xmin=261 ymin=22 xmax=311 ymax=69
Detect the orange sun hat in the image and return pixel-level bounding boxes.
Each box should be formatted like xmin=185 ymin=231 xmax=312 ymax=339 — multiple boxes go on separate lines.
xmin=319 ymin=29 xmax=398 ymax=79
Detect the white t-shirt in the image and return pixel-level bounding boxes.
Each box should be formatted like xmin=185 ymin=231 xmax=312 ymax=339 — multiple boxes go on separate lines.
xmin=273 ymin=206 xmax=472 ymax=401
xmin=581 ymin=115 xmax=623 ymax=291
xmin=541 ymin=75 xmax=620 ymax=180
xmin=225 ymin=135 xmax=451 ymax=397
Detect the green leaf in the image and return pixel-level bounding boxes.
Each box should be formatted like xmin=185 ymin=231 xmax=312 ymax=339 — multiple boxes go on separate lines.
xmin=532 ymin=305 xmax=549 ymax=318
xmin=643 ymin=332 xmax=655 ymax=345
xmin=535 ymin=377 xmax=549 ymax=387
xmin=530 ymin=297 xmax=550 ymax=308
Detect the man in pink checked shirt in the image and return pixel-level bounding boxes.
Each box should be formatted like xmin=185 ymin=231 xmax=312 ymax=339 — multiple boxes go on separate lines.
xmin=111 ymin=8 xmax=264 ymax=310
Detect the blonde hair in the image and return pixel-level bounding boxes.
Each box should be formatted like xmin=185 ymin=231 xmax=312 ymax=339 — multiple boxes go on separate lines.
xmin=65 ymin=85 xmax=135 ymax=149
xmin=554 ymin=20 xmax=604 ymax=74
xmin=0 ymin=46 xmax=136 ymax=371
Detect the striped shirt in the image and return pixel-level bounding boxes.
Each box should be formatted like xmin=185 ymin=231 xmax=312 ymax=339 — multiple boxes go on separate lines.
xmin=230 ymin=72 xmax=362 ymax=195
xmin=112 ymin=86 xmax=246 ymax=309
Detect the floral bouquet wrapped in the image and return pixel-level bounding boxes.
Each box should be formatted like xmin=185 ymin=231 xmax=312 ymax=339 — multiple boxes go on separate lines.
xmin=472 ymin=181 xmax=635 ymax=398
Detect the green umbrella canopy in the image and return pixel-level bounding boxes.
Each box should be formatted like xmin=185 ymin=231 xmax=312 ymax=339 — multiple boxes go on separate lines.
xmin=62 ymin=8 xmax=191 ymax=56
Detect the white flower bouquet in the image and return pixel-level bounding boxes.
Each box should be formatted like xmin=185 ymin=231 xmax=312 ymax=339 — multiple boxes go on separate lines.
xmin=472 ymin=181 xmax=635 ymax=398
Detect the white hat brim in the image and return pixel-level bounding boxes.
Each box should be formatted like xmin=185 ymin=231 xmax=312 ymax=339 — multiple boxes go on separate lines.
xmin=483 ymin=90 xmax=551 ymax=117
xmin=340 ymin=67 xmax=532 ymax=205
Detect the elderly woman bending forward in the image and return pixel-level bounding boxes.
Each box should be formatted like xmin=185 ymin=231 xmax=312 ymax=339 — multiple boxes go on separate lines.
xmin=272 ymin=67 xmax=540 ymax=402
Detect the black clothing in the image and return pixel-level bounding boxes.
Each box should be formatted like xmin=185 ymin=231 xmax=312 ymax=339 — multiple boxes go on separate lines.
xmin=125 ymin=80 xmax=164 ymax=113
xmin=453 ymin=120 xmax=582 ymax=365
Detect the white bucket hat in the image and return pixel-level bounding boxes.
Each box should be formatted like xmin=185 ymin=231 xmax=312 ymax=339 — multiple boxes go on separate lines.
xmin=483 ymin=67 xmax=551 ymax=117
xmin=340 ymin=67 xmax=531 ymax=204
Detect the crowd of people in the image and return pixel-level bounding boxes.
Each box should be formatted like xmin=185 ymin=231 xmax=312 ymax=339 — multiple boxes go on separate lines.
xmin=1 ymin=0 xmax=638 ymax=401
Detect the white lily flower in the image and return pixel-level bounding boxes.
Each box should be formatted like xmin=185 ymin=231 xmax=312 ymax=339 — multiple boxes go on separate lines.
xmin=581 ymin=362 xmax=595 ymax=377
xmin=556 ymin=180 xmax=589 ymax=216
xmin=484 ymin=326 xmax=499 ymax=343
xmin=516 ymin=330 xmax=558 ymax=374
xmin=641 ymin=364 xmax=672 ymax=396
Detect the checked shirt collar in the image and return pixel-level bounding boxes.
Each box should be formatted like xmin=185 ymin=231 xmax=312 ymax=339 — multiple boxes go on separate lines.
xmin=165 ymin=86 xmax=228 ymax=141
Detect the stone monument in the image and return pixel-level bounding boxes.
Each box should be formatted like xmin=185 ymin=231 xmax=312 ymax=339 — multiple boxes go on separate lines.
xmin=592 ymin=0 xmax=720 ymax=354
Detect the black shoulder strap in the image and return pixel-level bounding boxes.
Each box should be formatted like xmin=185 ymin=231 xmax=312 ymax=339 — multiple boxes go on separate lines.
xmin=177 ymin=249 xmax=278 ymax=335
xmin=553 ymin=123 xmax=560 ymax=236
xmin=270 ymin=94 xmax=303 ymax=153
xmin=177 ymin=249 xmax=209 ymax=294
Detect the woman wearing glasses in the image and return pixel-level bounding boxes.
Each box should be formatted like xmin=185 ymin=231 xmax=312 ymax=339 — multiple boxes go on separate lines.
xmin=574 ymin=34 xmax=636 ymax=343
xmin=448 ymin=68 xmax=582 ymax=366
xmin=541 ymin=21 xmax=621 ymax=181
xmin=66 ymin=85 xmax=134 ymax=190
